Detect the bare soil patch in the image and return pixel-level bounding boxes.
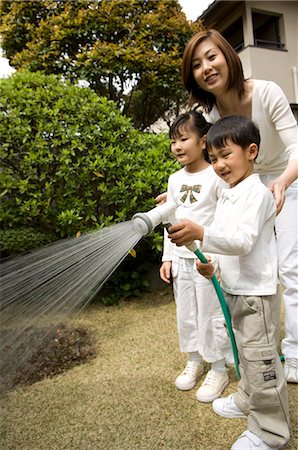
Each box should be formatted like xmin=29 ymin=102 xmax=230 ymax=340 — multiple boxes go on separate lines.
xmin=0 ymin=323 xmax=97 ymax=394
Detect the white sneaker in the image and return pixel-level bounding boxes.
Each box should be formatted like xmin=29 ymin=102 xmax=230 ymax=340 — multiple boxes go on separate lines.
xmin=231 ymin=431 xmax=278 ymax=449
xmin=196 ymin=369 xmax=229 ymax=403
xmin=212 ymin=393 xmax=247 ymax=418
xmin=284 ymin=358 xmax=298 ymax=383
xmin=175 ymin=361 xmax=204 ymax=390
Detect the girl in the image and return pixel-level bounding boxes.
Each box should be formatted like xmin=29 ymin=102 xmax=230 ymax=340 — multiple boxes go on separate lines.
xmin=160 ymin=110 xmax=232 ymax=403
xmin=180 ymin=29 xmax=298 ymax=383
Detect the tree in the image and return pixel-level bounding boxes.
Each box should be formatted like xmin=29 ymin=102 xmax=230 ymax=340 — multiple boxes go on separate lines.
xmin=0 ymin=0 xmax=203 ymax=129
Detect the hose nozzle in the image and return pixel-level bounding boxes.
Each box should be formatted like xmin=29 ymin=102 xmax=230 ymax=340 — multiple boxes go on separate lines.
xmin=132 ymin=201 xmax=177 ymax=237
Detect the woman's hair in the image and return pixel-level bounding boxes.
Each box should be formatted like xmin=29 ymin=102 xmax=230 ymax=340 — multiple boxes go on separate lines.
xmin=182 ymin=29 xmax=245 ymax=111
xmin=169 ymin=110 xmax=212 ymax=162
xmin=206 ymin=115 xmax=260 ymax=159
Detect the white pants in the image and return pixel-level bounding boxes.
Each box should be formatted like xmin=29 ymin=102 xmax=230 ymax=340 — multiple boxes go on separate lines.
xmin=172 ymin=257 xmax=233 ymax=363
xmin=260 ymin=175 xmax=298 ymax=360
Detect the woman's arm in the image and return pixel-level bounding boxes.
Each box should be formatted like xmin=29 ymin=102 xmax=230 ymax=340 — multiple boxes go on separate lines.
xmin=263 ymin=82 xmax=298 ymax=212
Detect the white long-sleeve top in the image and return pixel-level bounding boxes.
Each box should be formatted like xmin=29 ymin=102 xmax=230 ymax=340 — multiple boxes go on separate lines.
xmin=205 ymin=79 xmax=298 ymax=175
xmin=201 ymin=174 xmax=277 ymax=296
xmin=162 ymin=165 xmax=226 ymax=261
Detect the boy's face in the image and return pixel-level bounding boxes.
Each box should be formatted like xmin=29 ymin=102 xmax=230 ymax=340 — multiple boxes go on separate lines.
xmin=208 ymin=139 xmax=258 ymax=187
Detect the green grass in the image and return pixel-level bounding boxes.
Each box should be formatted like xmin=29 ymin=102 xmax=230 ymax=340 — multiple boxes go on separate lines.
xmin=0 ymin=287 xmax=297 ymax=450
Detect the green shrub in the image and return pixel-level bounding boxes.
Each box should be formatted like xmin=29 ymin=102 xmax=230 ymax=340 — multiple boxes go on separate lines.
xmin=0 ymin=228 xmax=56 ymax=260
xmin=0 ymin=71 xmax=178 ymax=302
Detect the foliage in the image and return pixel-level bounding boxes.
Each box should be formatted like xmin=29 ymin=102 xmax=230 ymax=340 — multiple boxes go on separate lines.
xmin=0 ymin=0 xmax=203 ymax=129
xmin=0 ymin=71 xmax=178 ymax=301
xmin=0 ymin=228 xmax=56 ymax=260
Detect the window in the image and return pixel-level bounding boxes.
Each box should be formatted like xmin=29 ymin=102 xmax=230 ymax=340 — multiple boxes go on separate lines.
xmin=223 ymin=17 xmax=244 ymax=52
xmin=252 ymin=11 xmax=284 ymax=49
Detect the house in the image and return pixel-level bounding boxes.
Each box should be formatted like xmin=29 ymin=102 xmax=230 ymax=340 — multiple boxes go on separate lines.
xmin=200 ymin=0 xmax=298 ymax=118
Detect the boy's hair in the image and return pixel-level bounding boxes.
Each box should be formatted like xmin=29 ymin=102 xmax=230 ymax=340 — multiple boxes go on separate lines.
xmin=170 ymin=110 xmax=212 ymax=162
xmin=206 ymin=116 xmax=260 ymax=159
xmin=182 ymin=29 xmax=245 ymax=111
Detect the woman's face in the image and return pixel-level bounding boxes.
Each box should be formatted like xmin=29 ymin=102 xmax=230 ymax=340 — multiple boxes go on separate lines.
xmin=192 ymin=38 xmax=229 ymax=96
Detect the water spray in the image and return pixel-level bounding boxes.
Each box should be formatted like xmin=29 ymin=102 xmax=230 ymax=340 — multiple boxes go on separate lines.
xmin=132 ymin=202 xmax=241 ymax=379
xmin=0 ymin=201 xmax=240 ymax=390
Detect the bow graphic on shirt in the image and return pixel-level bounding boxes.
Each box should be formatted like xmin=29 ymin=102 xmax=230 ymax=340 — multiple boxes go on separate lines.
xmin=180 ymin=184 xmax=201 ymax=203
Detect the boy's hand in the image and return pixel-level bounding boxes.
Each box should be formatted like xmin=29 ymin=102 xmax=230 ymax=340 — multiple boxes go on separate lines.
xmin=155 ymin=192 xmax=167 ymax=205
xmin=167 ymin=219 xmax=204 ymax=246
xmin=196 ymin=259 xmax=215 ymax=279
xmin=160 ymin=261 xmax=172 ymax=284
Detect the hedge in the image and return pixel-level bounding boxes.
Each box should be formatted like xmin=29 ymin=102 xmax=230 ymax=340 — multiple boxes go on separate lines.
xmin=0 ymin=71 xmax=178 ymax=301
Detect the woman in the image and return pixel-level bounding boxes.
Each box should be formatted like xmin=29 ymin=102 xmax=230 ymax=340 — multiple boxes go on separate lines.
xmin=180 ymin=29 xmax=298 ymax=386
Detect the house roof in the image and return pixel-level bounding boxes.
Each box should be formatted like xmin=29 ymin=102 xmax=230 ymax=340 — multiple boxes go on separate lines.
xmin=200 ymin=0 xmax=243 ymax=28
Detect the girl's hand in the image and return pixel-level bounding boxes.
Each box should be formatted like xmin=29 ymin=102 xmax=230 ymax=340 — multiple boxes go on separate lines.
xmin=155 ymin=192 xmax=167 ymax=205
xmin=196 ymin=258 xmax=214 ymax=279
xmin=160 ymin=261 xmax=172 ymax=284
xmin=167 ymin=219 xmax=204 ymax=246
xmin=268 ymin=177 xmax=286 ymax=214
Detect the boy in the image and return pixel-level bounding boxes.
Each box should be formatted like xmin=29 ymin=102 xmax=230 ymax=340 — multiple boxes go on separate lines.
xmin=167 ymin=116 xmax=290 ymax=450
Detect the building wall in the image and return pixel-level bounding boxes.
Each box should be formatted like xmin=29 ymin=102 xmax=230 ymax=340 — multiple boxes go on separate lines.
xmin=240 ymin=1 xmax=298 ymax=102
xmin=240 ymin=46 xmax=298 ymax=103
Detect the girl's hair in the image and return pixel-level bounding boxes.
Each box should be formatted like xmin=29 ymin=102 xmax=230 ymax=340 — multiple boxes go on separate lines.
xmin=206 ymin=115 xmax=260 ymax=160
xmin=169 ymin=110 xmax=212 ymax=162
xmin=182 ymin=29 xmax=245 ymax=111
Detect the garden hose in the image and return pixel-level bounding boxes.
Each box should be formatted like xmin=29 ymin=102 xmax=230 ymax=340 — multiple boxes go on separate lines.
xmin=132 ymin=202 xmax=241 ymax=379
xmin=186 ymin=242 xmax=240 ymax=379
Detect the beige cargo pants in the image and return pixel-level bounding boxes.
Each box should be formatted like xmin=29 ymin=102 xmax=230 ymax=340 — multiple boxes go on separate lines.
xmin=224 ymin=292 xmax=290 ymax=448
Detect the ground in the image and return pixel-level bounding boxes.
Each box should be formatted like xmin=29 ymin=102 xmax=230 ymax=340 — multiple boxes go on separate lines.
xmin=0 ymin=293 xmax=297 ymax=450
xmin=0 ymin=323 xmax=97 ymax=394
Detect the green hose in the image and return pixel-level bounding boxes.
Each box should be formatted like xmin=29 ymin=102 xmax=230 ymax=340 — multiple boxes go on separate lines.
xmin=193 ymin=248 xmax=241 ymax=380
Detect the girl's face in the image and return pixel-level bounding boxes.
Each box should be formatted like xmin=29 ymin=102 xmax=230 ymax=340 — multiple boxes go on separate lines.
xmin=208 ymin=139 xmax=257 ymax=187
xmin=192 ymin=38 xmax=229 ymax=96
xmin=170 ymin=125 xmax=207 ymax=172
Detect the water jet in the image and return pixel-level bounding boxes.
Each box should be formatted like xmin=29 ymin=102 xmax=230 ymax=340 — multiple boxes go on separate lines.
xmin=0 ymin=201 xmax=240 ymax=385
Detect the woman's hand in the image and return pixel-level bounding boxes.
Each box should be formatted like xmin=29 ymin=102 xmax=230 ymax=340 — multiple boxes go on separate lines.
xmin=160 ymin=261 xmax=172 ymax=284
xmin=155 ymin=192 xmax=167 ymax=205
xmin=268 ymin=177 xmax=286 ymax=214
xmin=167 ymin=219 xmax=204 ymax=246
xmin=269 ymin=160 xmax=298 ymax=214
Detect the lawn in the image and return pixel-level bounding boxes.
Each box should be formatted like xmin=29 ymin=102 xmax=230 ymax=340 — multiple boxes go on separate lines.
xmin=0 ymin=287 xmax=297 ymax=450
